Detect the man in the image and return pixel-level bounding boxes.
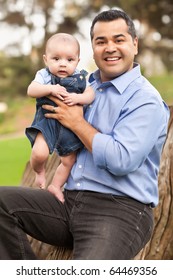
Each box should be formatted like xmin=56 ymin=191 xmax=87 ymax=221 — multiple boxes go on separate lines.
xmin=0 ymin=9 xmax=169 ymax=260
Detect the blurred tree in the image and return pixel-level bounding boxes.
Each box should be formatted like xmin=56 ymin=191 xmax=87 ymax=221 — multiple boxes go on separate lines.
xmin=0 ymin=1 xmax=172 ymax=46
xmin=0 ymin=55 xmax=36 ymax=99
xmin=0 ymin=0 xmax=173 ymax=77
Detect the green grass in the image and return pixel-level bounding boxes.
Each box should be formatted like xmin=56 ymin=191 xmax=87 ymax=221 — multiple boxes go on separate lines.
xmin=0 ymin=137 xmax=31 ymax=186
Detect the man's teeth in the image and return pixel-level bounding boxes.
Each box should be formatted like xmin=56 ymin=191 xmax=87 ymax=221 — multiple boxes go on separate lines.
xmin=106 ymin=57 xmax=119 ymax=61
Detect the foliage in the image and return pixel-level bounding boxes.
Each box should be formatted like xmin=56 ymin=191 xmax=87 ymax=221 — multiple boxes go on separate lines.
xmin=1 ymin=0 xmax=173 ymax=39
xmin=0 ymin=0 xmax=172 ymax=135
xmin=0 ymin=55 xmax=37 ymax=99
xmin=0 ymin=0 xmax=173 ymax=71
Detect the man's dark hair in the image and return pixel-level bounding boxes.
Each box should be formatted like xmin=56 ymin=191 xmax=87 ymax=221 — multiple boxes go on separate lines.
xmin=90 ymin=9 xmax=137 ymax=40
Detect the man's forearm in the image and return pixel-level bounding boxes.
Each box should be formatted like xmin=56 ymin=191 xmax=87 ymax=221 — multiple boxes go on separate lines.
xmin=72 ymin=118 xmax=99 ymax=153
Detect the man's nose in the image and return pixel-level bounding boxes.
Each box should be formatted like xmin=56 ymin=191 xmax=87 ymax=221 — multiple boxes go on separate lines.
xmin=105 ymin=41 xmax=117 ymax=52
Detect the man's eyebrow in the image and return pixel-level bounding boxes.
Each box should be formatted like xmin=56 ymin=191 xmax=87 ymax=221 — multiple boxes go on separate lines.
xmin=95 ymin=36 xmax=105 ymax=41
xmin=114 ymin=34 xmax=126 ymax=38
xmin=95 ymin=34 xmax=126 ymax=40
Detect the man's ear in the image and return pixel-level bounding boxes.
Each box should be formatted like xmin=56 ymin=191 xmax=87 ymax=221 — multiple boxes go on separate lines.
xmin=134 ymin=37 xmax=138 ymax=56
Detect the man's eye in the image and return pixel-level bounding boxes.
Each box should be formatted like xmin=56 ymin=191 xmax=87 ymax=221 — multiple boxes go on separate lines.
xmin=97 ymin=41 xmax=104 ymax=45
xmin=116 ymin=39 xmax=124 ymax=43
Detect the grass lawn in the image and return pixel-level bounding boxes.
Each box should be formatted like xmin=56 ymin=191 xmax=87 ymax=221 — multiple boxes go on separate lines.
xmin=0 ymin=137 xmax=31 ymax=186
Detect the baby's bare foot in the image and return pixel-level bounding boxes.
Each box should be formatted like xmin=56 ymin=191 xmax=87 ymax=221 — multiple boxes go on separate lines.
xmin=34 ymin=171 xmax=46 ymax=189
xmin=48 ymin=184 xmax=65 ymax=203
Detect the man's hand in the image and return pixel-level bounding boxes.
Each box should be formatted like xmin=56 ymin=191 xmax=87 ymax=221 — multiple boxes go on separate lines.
xmin=42 ymin=95 xmax=83 ymax=130
xmin=42 ymin=95 xmax=99 ymax=153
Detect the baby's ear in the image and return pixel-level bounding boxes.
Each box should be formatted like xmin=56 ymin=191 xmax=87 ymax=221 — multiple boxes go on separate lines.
xmin=43 ymin=54 xmax=47 ymax=65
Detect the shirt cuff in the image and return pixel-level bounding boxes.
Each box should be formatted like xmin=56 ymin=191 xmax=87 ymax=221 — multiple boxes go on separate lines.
xmin=92 ymin=132 xmax=111 ymax=168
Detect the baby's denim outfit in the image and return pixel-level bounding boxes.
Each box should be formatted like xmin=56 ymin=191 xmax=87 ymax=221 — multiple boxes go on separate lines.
xmin=25 ymin=68 xmax=87 ymax=156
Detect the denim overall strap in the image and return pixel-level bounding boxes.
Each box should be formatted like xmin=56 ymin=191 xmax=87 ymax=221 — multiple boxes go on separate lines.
xmin=47 ymin=68 xmax=88 ymax=93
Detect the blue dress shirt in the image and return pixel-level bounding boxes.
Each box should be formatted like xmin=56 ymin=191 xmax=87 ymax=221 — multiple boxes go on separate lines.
xmin=65 ymin=63 xmax=170 ymax=207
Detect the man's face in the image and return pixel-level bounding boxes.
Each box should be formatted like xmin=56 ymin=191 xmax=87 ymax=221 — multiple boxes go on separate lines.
xmin=92 ymin=19 xmax=138 ymax=82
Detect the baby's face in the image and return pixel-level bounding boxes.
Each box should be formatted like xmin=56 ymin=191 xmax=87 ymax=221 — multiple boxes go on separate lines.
xmin=43 ymin=41 xmax=80 ymax=78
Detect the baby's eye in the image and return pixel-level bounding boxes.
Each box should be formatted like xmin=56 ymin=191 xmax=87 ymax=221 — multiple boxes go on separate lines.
xmin=68 ymin=58 xmax=73 ymax=62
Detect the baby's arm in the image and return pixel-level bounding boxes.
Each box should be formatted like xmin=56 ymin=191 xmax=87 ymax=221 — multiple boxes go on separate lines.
xmin=63 ymin=86 xmax=95 ymax=106
xmin=27 ymin=81 xmax=68 ymax=100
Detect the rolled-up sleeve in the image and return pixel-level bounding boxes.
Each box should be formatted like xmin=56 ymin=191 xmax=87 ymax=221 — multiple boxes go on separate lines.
xmin=92 ymin=97 xmax=168 ymax=176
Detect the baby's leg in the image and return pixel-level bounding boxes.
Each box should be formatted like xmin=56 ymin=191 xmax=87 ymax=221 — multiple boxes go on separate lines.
xmin=30 ymin=132 xmax=49 ymax=189
xmin=48 ymin=152 xmax=76 ymax=203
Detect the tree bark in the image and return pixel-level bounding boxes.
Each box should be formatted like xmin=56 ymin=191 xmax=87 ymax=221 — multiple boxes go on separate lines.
xmin=140 ymin=106 xmax=173 ymax=260
xmin=21 ymin=107 xmax=173 ymax=260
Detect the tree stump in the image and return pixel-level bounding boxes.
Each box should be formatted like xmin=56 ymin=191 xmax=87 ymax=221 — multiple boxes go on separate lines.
xmin=21 ymin=107 xmax=173 ymax=259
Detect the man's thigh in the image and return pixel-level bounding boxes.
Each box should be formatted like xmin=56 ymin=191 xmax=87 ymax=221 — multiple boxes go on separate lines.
xmin=69 ymin=191 xmax=153 ymax=260
xmin=0 ymin=186 xmax=73 ymax=248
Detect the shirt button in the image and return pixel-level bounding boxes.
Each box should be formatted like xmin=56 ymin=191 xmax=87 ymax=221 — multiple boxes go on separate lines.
xmin=76 ymin=183 xmax=80 ymax=187
xmin=99 ymin=88 xmax=103 ymax=92
xmin=78 ymin=165 xmax=82 ymax=169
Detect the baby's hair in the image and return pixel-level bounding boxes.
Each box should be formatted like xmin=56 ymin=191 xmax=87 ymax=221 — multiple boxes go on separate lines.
xmin=45 ymin=33 xmax=80 ymax=55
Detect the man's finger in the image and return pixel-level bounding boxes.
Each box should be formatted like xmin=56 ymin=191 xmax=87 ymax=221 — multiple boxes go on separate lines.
xmin=44 ymin=112 xmax=58 ymax=119
xmin=42 ymin=104 xmax=56 ymax=111
xmin=47 ymin=95 xmax=66 ymax=106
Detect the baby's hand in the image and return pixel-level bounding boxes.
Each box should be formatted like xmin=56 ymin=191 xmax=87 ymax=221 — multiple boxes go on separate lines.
xmin=51 ymin=85 xmax=68 ymax=100
xmin=63 ymin=93 xmax=79 ymax=106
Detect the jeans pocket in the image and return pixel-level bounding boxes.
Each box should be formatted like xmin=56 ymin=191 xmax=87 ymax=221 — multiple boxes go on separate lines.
xmin=110 ymin=195 xmax=145 ymax=212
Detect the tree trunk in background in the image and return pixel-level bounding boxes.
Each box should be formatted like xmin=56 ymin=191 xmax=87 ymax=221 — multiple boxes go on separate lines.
xmin=141 ymin=106 xmax=173 ymax=260
xmin=21 ymin=107 xmax=173 ymax=260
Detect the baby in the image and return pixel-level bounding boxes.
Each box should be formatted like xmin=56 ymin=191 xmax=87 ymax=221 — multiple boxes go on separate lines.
xmin=25 ymin=33 xmax=95 ymax=203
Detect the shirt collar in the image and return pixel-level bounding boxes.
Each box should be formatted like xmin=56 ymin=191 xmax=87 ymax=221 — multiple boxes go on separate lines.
xmin=89 ymin=63 xmax=141 ymax=94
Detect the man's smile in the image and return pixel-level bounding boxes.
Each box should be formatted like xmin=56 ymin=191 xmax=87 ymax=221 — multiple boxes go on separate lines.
xmin=104 ymin=56 xmax=121 ymax=62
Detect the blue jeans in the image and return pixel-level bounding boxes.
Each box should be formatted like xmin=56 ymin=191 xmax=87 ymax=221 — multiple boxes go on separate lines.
xmin=0 ymin=186 xmax=153 ymax=260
